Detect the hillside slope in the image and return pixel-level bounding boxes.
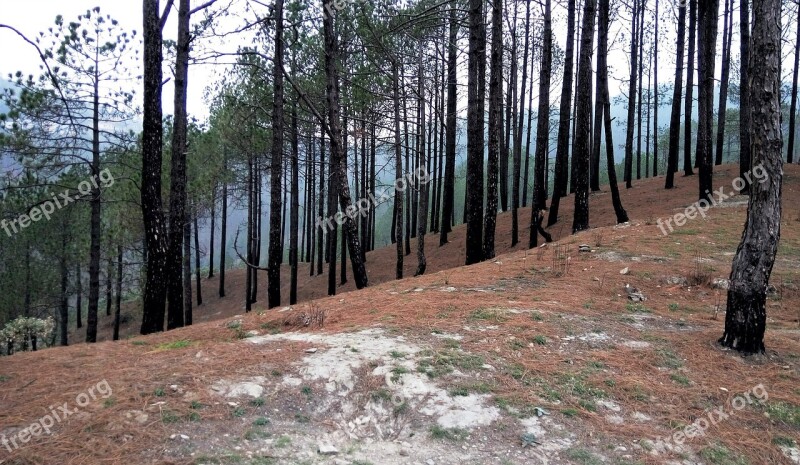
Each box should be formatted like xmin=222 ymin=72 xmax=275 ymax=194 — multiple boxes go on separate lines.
xmin=4 ymin=163 xmax=800 ymax=465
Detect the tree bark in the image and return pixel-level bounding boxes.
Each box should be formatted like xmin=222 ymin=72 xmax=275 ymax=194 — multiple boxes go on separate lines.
xmin=697 ymin=0 xmax=719 ymax=202
xmin=513 ymin=0 xmax=531 ymax=243
xmin=193 ymin=211 xmax=201 ymax=308
xmin=465 ymin=0 xmax=486 ymax=265
xmin=572 ymin=0 xmax=596 ymax=233
xmin=684 ymin=0 xmax=697 ymax=176
xmin=666 ymin=1 xmax=687 ymax=188
xmin=218 ymin=146 xmax=227 ymax=297
xmin=714 ymin=0 xmax=733 ymax=166
xmin=165 ymin=0 xmax=190 ymax=330
xmin=440 ymin=0 xmax=458 ymax=246
xmin=547 ymin=0 xmax=576 ymax=226
xmin=113 ymin=245 xmax=123 ymax=341
xmin=268 ymin=0 xmax=285 ymax=309
xmin=719 ymin=0 xmax=782 ymax=354
xmin=140 ymin=0 xmax=169 ymax=335
xmin=623 ymin=0 xmax=639 ymax=189
xmin=739 ymin=0 xmax=751 ymax=188
xmin=787 ymin=2 xmax=799 ymax=164
xmin=530 ymin=0 xmax=553 ymax=248
xmin=484 ymin=0 xmax=503 ymax=260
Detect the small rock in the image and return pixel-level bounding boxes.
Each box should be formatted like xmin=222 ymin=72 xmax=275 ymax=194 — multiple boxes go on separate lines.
xmin=666 ymin=276 xmax=688 ymax=286
xmin=593 ymin=277 xmax=600 ymax=281
xmin=318 ymin=443 xmax=339 ymax=455
xmin=170 ymin=384 xmax=179 ymax=392
xmin=579 ymin=244 xmax=591 ymax=253
xmin=246 ymin=330 xmax=259 ymax=337
xmin=620 ymin=267 xmax=630 ymax=275
xmin=305 ymin=348 xmax=318 ymax=354
xmin=426 ymin=460 xmax=435 ymax=465
xmin=711 ymin=278 xmax=730 ymax=290
xmin=399 ymin=449 xmax=410 ymax=457
xmin=624 ymin=284 xmax=646 ymax=302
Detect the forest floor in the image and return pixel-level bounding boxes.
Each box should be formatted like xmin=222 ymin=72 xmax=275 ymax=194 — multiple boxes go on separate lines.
xmin=2 ymin=163 xmax=800 ymax=465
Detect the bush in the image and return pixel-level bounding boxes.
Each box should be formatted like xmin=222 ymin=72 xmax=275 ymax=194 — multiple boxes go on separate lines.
xmin=0 ymin=316 xmax=55 ymax=355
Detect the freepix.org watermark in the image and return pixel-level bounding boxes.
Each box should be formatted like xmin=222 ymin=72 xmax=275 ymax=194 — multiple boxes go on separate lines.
xmin=650 ymin=384 xmax=768 ymax=453
xmin=1 ymin=379 xmax=113 ymax=452
xmin=316 ymin=166 xmax=430 ymax=232
xmin=1 ymin=169 xmax=115 ymax=238
xmin=656 ymin=163 xmax=768 ymax=236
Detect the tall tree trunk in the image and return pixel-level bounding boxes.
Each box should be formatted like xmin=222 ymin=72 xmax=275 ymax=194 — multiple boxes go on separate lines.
xmin=218 ymin=147 xmax=227 ymax=297
xmin=572 ymin=0 xmax=596 ymax=233
xmin=86 ymin=60 xmax=102 ymax=343
xmin=523 ymin=57 xmax=534 ymax=208
xmin=290 ymin=61 xmax=299 ymax=305
xmin=684 ymin=0 xmax=697 ymax=176
xmin=465 ymin=0 xmax=486 ymax=265
xmin=636 ymin=4 xmax=644 ymax=181
xmin=501 ymin=8 xmax=518 ymax=213
xmin=416 ymin=49 xmax=429 ymax=275
xmin=268 ymin=0 xmax=285 ymax=308
xmin=531 ymin=0 xmax=553 ymax=247
xmin=113 ymin=245 xmax=123 ymax=341
xmin=165 ymin=0 xmax=190 ymax=331
xmin=318 ymin=128 xmax=326 ymax=275
xmin=194 ymin=212 xmax=201 ymax=308
xmin=719 ymin=0 xmax=782 ymax=354
xmin=208 ymin=185 xmax=215 ymax=278
xmin=623 ymin=0 xmax=640 ymax=189
xmin=697 ymin=0 xmax=719 ymax=202
xmin=183 ymin=206 xmax=192 ymax=325
xmin=513 ymin=0 xmax=531 ymax=244
xmin=598 ymin=0 xmax=629 ymax=224
xmin=652 ymin=0 xmax=659 ymax=176
xmin=323 ymin=1 xmax=368 ymax=289
xmin=666 ymin=0 xmax=687 ymax=188
xmin=392 ymin=62 xmax=405 ymax=277
xmin=440 ymin=0 xmax=458 ymax=246
xmin=787 ymin=2 xmax=799 ymax=164
xmin=60 ymin=221 xmax=69 ymax=346
xmin=591 ymin=8 xmax=603 ymax=192
xmin=739 ymin=0 xmax=751 ymax=187
xmin=484 ymin=0 xmax=503 ymax=260
xmin=547 ymin=0 xmax=576 ymax=226
xmin=714 ymin=0 xmax=733 ymax=165
xmin=105 ymin=256 xmax=113 ymax=317
xmin=137 ymin=0 xmax=168 ymax=331
xmin=76 ymin=263 xmax=82 ymax=329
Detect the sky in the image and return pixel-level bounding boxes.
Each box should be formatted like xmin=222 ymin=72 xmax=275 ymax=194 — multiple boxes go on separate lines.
xmin=1 ymin=0 xmax=795 ymax=128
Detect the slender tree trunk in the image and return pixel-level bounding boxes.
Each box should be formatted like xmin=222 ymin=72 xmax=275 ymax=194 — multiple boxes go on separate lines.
xmin=739 ymin=0 xmax=752 ymax=187
xmin=392 ymin=62 xmax=405 ymax=277
xmin=268 ymin=0 xmax=285 ymax=308
xmin=697 ymin=0 xmax=720 ymax=202
xmin=218 ymin=147 xmax=227 ymax=297
xmin=183 ymin=206 xmax=192 ymax=325
xmin=719 ymin=0 xmax=782 ymax=354
xmin=105 ymin=256 xmax=113 ymax=317
xmin=317 ymin=128 xmax=326 ymax=275
xmin=684 ymin=0 xmax=697 ymax=176
xmin=194 ymin=211 xmax=201 ymax=308
xmin=165 ymin=0 xmax=190 ymax=331
xmin=290 ymin=62 xmax=299 ymax=304
xmin=465 ymin=0 xmax=486 ymax=265
xmin=715 ymin=0 xmax=733 ymax=166
xmin=416 ymin=49 xmax=429 ymax=275
xmin=484 ymin=0 xmax=503 ymax=260
xmin=501 ymin=8 xmax=518 ymax=213
xmin=513 ymin=0 xmax=531 ymax=244
xmin=113 ymin=245 xmax=123 ymax=341
xmin=547 ymin=0 xmax=576 ymax=226
xmin=623 ymin=0 xmax=640 ymax=189
xmin=208 ymin=185 xmax=215 ymax=278
xmin=531 ymin=0 xmax=553 ymax=248
xmin=76 ymin=263 xmax=82 ymax=329
xmin=652 ymin=0 xmax=659 ymax=176
xmin=440 ymin=0 xmax=458 ymax=245
xmin=598 ymin=0 xmax=629 ymax=224
xmin=636 ymin=4 xmax=644 ymax=181
xmin=60 ymin=222 xmax=69 ymax=346
xmin=86 ymin=65 xmax=102 ymax=343
xmin=323 ymin=1 xmax=368 ymax=289
xmin=787 ymin=2 xmax=799 ymax=164
xmin=572 ymin=0 xmax=597 ymax=233
xmin=523 ymin=58 xmax=534 ymax=208
xmin=666 ymin=1 xmax=687 ymax=188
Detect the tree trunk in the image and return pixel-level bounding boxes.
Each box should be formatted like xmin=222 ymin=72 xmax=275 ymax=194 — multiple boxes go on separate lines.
xmin=684 ymin=0 xmax=697 ymax=176
xmin=76 ymin=263 xmax=82 ymax=329
xmin=719 ymin=0 xmax=782 ymax=354
xmin=440 ymin=0 xmax=458 ymax=246
xmin=105 ymin=256 xmax=113 ymax=317
xmin=739 ymin=0 xmax=752 ymax=187
xmin=86 ymin=60 xmax=102 ymax=343
xmin=323 ymin=2 xmax=368 ymax=289
xmin=714 ymin=0 xmax=733 ymax=166
xmin=183 ymin=207 xmax=192 ymax=325
xmin=290 ymin=61 xmax=299 ymax=304
xmin=636 ymin=3 xmax=644 ymax=181
xmin=697 ymin=0 xmax=719 ymax=202
xmin=113 ymin=245 xmax=123 ymax=341
xmin=208 ymin=185 xmax=215 ymax=278
xmin=392 ymin=62 xmax=405 ymax=277
xmin=652 ymin=0 xmax=659 ymax=176
xmin=318 ymin=128 xmax=326 ymax=276
xmin=218 ymin=147 xmax=227 ymax=297
xmin=60 ymin=221 xmax=69 ymax=346
xmin=513 ymin=0 xmax=532 ymax=243
xmin=465 ymin=0 xmax=486 ymax=265
xmin=598 ymin=0 xmax=629 ymax=224
xmin=484 ymin=0 xmax=503 ymax=260
xmin=165 ymin=0 xmax=190 ymax=331
xmin=194 ymin=212 xmax=202 ymax=308
xmin=666 ymin=1 xmax=687 ymax=188
xmin=787 ymin=2 xmax=799 ymax=164
xmin=268 ymin=0 xmax=285 ymax=308
xmin=623 ymin=0 xmax=639 ymax=189
xmin=572 ymin=0 xmax=596 ymax=233
xmin=530 ymin=0 xmax=553 ymax=248
xmin=547 ymin=0 xmax=576 ymax=226
xmin=416 ymin=49 xmax=429 ymax=275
